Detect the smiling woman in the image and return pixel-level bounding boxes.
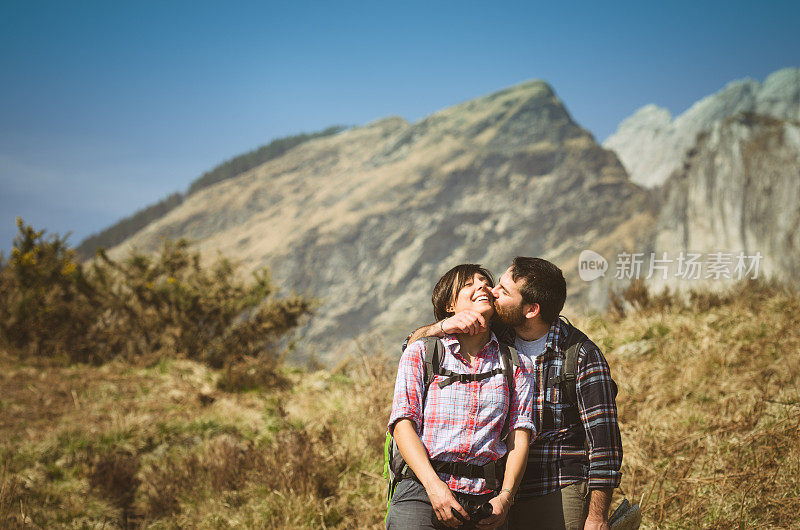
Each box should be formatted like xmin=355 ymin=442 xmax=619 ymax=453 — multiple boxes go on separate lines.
xmin=431 ymin=264 xmax=495 ymax=325
xmin=386 ymin=264 xmax=536 ymax=529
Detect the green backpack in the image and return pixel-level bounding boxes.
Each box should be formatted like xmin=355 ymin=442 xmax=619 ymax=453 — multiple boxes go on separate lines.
xmin=383 ymin=336 xmax=520 ymax=514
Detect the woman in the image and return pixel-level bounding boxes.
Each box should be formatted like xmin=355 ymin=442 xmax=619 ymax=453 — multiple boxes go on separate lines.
xmin=387 ymin=264 xmax=534 ymax=529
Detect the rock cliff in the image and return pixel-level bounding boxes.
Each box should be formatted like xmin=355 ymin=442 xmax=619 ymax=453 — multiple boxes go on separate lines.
xmin=605 ymin=68 xmax=800 ymax=187
xmin=648 ymin=113 xmax=800 ymax=291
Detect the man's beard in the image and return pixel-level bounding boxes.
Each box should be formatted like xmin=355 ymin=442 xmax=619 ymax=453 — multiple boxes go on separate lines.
xmin=494 ymin=300 xmax=526 ymax=327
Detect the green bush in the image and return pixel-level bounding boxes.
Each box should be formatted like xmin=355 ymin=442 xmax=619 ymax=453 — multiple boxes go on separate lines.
xmin=0 ymin=219 xmax=312 ymax=371
xmin=0 ymin=218 xmax=97 ymax=361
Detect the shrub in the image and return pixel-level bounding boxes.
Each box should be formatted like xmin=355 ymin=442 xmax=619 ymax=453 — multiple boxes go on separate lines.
xmin=217 ymin=354 xmax=288 ymax=392
xmin=608 ymin=280 xmax=677 ymax=319
xmin=0 ymin=218 xmax=98 ymax=361
xmin=0 ymin=219 xmax=312 ymax=372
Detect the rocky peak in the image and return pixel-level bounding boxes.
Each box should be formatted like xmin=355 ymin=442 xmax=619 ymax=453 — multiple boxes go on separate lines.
xmin=605 ymin=67 xmax=800 ymax=187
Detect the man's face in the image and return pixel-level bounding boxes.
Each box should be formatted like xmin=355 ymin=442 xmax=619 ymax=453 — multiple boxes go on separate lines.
xmin=490 ymin=267 xmax=527 ymax=327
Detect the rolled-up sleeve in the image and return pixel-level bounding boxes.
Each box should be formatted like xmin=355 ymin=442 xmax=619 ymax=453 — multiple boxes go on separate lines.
xmin=576 ymin=343 xmax=623 ymax=490
xmin=508 ymin=354 xmax=535 ymax=435
xmin=388 ymin=340 xmax=426 ymax=434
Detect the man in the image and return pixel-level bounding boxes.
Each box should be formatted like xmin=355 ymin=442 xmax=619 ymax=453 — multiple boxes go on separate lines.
xmin=407 ymin=257 xmax=622 ymax=530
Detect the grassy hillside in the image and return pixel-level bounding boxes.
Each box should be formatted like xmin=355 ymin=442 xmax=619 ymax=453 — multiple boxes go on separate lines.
xmin=1 ymin=281 xmax=799 ymax=528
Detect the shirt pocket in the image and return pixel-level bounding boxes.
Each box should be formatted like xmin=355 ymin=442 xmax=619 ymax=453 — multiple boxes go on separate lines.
xmin=482 ymin=374 xmax=508 ymax=408
xmin=543 ymin=364 xmax=565 ymax=431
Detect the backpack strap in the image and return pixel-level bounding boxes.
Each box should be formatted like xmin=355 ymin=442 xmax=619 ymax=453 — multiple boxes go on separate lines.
xmin=498 ymin=344 xmax=520 ymax=438
xmin=548 ymin=317 xmax=588 ymax=408
xmin=422 ymin=336 xmax=516 ymax=391
xmin=389 ymin=337 xmax=516 ymax=493
xmin=499 ymin=344 xmax=520 ymax=391
xmin=428 ymin=458 xmax=506 ymax=491
xmin=420 ymin=336 xmax=444 ymax=406
xmin=436 ymin=367 xmax=505 ymax=388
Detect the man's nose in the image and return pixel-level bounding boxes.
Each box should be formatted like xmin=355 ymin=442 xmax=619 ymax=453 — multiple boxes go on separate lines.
xmin=490 ymin=285 xmax=500 ymax=297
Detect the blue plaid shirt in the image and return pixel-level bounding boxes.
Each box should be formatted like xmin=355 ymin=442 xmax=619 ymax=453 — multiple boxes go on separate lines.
xmin=497 ymin=318 xmax=623 ymax=498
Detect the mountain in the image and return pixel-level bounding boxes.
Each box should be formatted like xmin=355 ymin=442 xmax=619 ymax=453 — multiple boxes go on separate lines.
xmin=604 ymin=67 xmax=800 ymax=187
xmin=107 ymin=80 xmax=653 ymax=360
xmin=105 ymin=69 xmax=800 ymax=361
xmin=648 ymin=112 xmax=800 ymax=291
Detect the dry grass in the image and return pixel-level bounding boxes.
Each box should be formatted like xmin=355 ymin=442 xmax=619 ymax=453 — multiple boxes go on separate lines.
xmin=1 ymin=281 xmax=798 ymax=528
xmin=0 ymin=339 xmax=394 ymax=529
xmin=584 ymin=280 xmax=800 ymax=528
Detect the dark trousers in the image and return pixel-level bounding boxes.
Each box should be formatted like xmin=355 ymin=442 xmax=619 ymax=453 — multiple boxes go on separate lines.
xmin=387 ymin=478 xmax=508 ymax=530
xmin=508 ymin=481 xmax=589 ymax=530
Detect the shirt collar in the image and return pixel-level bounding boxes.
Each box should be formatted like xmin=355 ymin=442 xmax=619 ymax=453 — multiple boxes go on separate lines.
xmin=501 ymin=318 xmax=568 ymax=354
xmin=544 ymin=318 xmax=568 ymax=354
xmin=442 ymin=332 xmax=500 ymax=357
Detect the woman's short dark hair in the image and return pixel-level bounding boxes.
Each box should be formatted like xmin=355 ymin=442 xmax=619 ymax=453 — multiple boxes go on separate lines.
xmin=510 ymin=257 xmax=566 ymax=325
xmin=431 ymin=264 xmax=494 ymax=322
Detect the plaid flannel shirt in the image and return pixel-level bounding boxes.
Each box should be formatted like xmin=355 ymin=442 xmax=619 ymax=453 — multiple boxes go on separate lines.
xmin=498 ymin=319 xmax=622 ymax=498
xmin=389 ymin=332 xmax=535 ymax=495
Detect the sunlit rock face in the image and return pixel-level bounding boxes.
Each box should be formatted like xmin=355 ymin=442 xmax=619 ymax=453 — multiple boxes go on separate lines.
xmin=605 ymin=68 xmax=800 ymax=188
xmin=648 ymin=113 xmax=800 ymax=293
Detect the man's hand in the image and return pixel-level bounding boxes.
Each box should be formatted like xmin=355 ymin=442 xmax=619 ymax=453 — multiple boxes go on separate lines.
xmin=425 ymin=478 xmax=469 ymax=528
xmin=583 ymin=516 xmax=610 ymax=530
xmin=476 ymin=491 xmax=512 ymax=529
xmin=442 ymin=309 xmax=488 ymax=336
xmin=406 ymin=310 xmax=490 ymax=345
xmin=584 ymin=488 xmax=613 ymax=530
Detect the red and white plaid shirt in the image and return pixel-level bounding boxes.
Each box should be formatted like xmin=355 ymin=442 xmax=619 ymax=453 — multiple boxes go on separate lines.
xmin=388 ymin=332 xmax=535 ymax=494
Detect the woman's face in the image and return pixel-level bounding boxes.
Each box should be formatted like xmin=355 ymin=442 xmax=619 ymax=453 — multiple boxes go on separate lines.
xmin=449 ymin=272 xmax=495 ymax=319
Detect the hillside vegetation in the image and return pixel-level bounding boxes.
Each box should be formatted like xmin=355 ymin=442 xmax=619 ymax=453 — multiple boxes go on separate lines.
xmin=1 ymin=231 xmax=798 ymax=527
xmin=76 ymin=125 xmax=346 ymax=259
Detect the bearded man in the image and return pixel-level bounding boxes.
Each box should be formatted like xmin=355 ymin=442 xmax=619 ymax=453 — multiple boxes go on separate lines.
xmin=406 ymin=257 xmax=622 ymax=530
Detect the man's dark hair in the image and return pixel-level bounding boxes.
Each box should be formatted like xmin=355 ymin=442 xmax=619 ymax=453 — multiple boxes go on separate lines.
xmin=510 ymin=257 xmax=566 ymax=325
xmin=431 ymin=264 xmax=494 ymax=322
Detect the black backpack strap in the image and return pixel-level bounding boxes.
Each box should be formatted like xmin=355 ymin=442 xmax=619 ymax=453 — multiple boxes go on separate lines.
xmin=499 ymin=344 xmax=519 ymax=391
xmin=426 ymin=458 xmax=506 ymax=491
xmin=390 ymin=337 xmax=444 ymax=484
xmin=420 ymin=336 xmax=444 ymax=406
xmin=422 ymin=337 xmax=512 ymax=390
xmin=498 ymin=344 xmax=519 ymax=438
xmin=548 ymin=317 xmax=588 ymax=408
xmin=437 ymin=367 xmax=504 ymax=388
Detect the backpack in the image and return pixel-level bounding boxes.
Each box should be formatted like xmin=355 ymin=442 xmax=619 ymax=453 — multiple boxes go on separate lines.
xmin=383 ymin=336 xmax=520 ymax=513
xmin=546 ymin=316 xmax=589 ymax=414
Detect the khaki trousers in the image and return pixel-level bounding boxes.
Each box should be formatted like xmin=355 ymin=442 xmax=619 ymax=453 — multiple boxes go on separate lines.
xmin=508 ymin=481 xmax=590 ymax=530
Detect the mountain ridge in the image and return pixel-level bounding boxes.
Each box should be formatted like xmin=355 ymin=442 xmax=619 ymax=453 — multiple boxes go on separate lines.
xmin=108 ymin=79 xmax=651 ymax=360
xmin=106 ymin=69 xmax=800 ymax=361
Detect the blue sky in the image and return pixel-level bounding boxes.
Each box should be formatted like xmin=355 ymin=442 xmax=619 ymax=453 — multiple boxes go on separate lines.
xmin=1 ymin=0 xmax=799 ymax=254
